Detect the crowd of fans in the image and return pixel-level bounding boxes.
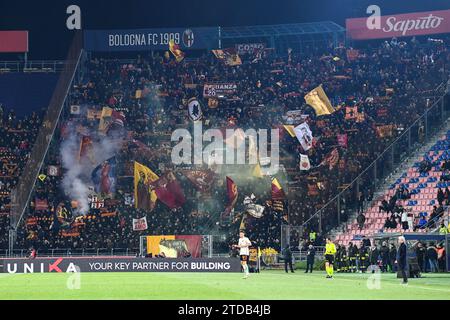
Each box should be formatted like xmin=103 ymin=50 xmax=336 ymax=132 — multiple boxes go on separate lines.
xmin=0 ymin=105 xmax=45 ymax=249
xmin=1 ymin=35 xmax=449 ymax=255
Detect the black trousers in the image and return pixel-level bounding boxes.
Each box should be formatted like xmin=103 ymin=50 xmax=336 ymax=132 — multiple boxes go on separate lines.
xmin=399 ymin=264 xmax=408 ymax=283
xmin=306 ymin=260 xmax=314 ymax=272
xmin=285 ymin=260 xmax=294 ymax=273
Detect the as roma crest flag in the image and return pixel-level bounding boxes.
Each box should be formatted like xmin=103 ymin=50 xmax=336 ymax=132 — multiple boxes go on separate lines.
xmin=182 ymin=169 xmax=215 ymax=193
xmin=187 ymin=97 xmax=203 ymax=122
xmin=152 ymin=172 xmax=186 ymax=209
xmin=222 ymin=177 xmax=238 ymax=218
xmin=169 ymin=40 xmax=185 ymax=62
xmin=271 ymin=178 xmax=285 ymax=200
xmin=134 ymin=162 xmax=159 ymax=211
xmin=304 ymin=85 xmax=335 ymax=116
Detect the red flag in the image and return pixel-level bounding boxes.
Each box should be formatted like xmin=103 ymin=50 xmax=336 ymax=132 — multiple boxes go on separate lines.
xmin=79 ymin=135 xmax=95 ymax=163
xmin=35 ymin=198 xmax=49 ymax=211
xmin=308 ymin=183 xmax=319 ymax=196
xmin=111 ymin=110 xmax=125 ymax=126
xmin=153 ymin=172 xmax=186 ymax=209
xmin=321 ymin=148 xmax=339 ymax=170
xmin=182 ymin=170 xmax=216 ymax=193
xmin=337 ymin=134 xmax=348 ymax=148
xmin=222 ymin=177 xmax=238 ymax=218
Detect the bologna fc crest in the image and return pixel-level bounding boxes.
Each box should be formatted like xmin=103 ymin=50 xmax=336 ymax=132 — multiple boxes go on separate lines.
xmin=183 ymin=29 xmax=195 ymax=48
xmin=188 ymin=97 xmax=203 ymax=122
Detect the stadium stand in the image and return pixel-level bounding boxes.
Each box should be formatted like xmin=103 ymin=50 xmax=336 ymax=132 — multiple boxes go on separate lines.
xmin=334 ymin=129 xmax=450 ymax=246
xmin=0 ymin=34 xmax=449 ymax=257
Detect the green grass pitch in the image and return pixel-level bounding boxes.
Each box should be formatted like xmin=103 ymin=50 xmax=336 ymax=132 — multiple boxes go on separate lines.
xmin=1 ymin=271 xmax=449 ymax=300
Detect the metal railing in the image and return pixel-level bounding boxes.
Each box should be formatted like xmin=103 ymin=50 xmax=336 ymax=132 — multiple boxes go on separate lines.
xmin=0 ymin=60 xmax=66 ymax=73
xmin=300 ymin=83 xmax=450 ymax=237
xmin=0 ymin=248 xmax=139 ymax=258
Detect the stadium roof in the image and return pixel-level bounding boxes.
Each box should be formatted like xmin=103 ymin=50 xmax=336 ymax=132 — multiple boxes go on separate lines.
xmin=221 ymin=21 xmax=345 ymax=39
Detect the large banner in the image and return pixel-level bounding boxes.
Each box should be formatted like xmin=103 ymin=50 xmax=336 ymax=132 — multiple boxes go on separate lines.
xmin=84 ymin=27 xmax=219 ymax=51
xmin=203 ymin=83 xmax=238 ymax=99
xmin=347 ymin=9 xmax=450 ymax=40
xmin=0 ymin=31 xmax=28 ymax=53
xmin=0 ymin=257 xmax=241 ymax=273
xmin=235 ymin=43 xmax=266 ymax=55
xmin=146 ymin=235 xmax=202 ymax=258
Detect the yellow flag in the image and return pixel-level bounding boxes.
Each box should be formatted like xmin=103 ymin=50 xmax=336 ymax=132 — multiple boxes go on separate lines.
xmin=38 ymin=174 xmax=47 ymax=182
xmin=134 ymin=161 xmax=159 ymax=210
xmin=283 ymin=125 xmax=296 ymax=138
xmin=98 ymin=107 xmax=113 ymax=134
xmin=252 ymin=163 xmax=263 ymax=178
xmin=304 ymin=85 xmax=335 ymax=116
xmin=239 ymin=213 xmax=247 ymax=231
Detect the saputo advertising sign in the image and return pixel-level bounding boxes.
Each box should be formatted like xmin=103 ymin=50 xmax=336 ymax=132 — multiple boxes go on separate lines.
xmin=0 ymin=257 xmax=241 ymax=273
xmin=346 ymin=9 xmax=450 ymax=40
xmin=84 ymin=27 xmax=219 ymax=51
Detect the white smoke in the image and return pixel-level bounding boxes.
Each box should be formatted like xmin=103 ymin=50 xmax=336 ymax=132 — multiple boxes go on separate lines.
xmin=60 ymin=121 xmax=125 ymax=215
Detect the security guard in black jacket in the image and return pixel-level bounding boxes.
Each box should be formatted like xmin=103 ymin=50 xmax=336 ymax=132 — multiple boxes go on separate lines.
xmin=380 ymin=242 xmax=390 ymax=273
xmin=283 ymin=245 xmax=295 ymax=273
xmin=341 ymin=245 xmax=348 ymax=272
xmin=305 ymin=245 xmax=315 ymax=273
xmin=336 ymin=245 xmax=342 ymax=272
xmin=348 ymin=242 xmax=357 ymax=272
xmin=359 ymin=245 xmax=369 ymax=273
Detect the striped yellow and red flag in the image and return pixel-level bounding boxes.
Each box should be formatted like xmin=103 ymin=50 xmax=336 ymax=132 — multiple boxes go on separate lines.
xmin=169 ymin=40 xmax=185 ymax=62
xmin=271 ymin=178 xmax=285 ymax=200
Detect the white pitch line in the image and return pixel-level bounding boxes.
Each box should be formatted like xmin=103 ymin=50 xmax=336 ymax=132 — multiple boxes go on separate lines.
xmin=302 ymin=273 xmax=450 ymax=293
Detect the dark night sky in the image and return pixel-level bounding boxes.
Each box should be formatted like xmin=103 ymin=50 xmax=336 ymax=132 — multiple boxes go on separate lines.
xmin=0 ymin=0 xmax=449 ymax=59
